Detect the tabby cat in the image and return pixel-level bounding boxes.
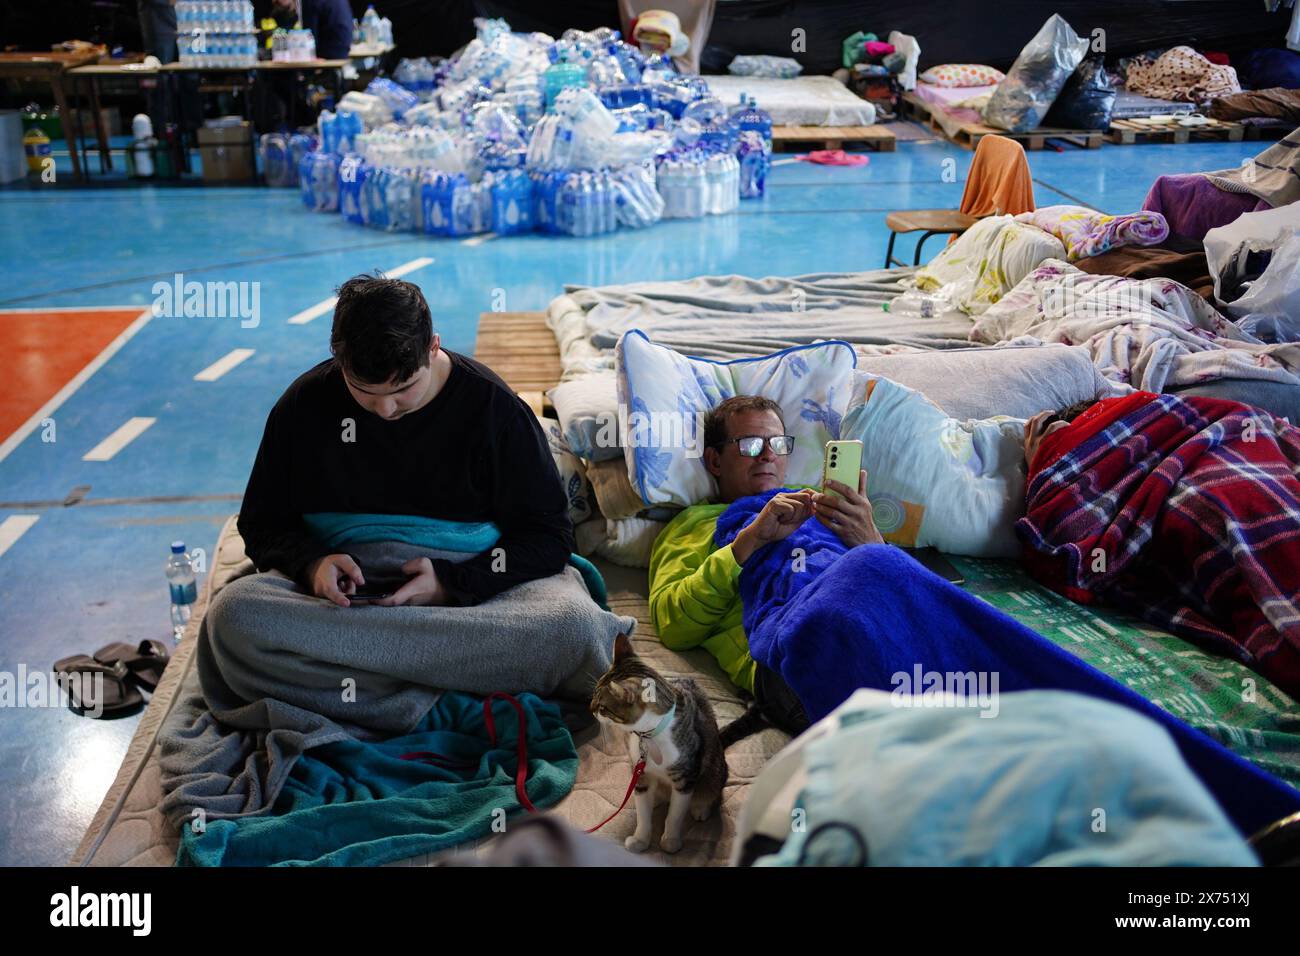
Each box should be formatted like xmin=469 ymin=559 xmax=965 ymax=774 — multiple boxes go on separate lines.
xmin=589 ymin=633 xmax=728 ymax=853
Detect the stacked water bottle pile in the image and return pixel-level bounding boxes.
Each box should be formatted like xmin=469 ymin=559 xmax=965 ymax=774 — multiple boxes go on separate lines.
xmin=270 ymin=28 xmax=316 ymax=63
xmin=289 ymin=16 xmax=774 ymax=239
xmin=176 ymin=1 xmax=258 ymax=67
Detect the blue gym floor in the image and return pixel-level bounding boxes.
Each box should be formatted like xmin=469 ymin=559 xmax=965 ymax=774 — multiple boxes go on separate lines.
xmin=0 ymin=128 xmax=1265 ymax=865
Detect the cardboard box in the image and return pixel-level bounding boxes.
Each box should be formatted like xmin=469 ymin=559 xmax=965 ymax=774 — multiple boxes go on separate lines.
xmin=197 ymin=121 xmax=254 ymax=183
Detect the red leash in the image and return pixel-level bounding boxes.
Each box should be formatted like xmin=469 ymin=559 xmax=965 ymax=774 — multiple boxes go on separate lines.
xmin=400 ymin=692 xmax=645 ymax=832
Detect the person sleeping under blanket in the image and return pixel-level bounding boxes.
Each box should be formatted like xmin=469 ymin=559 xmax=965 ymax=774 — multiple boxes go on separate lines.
xmin=1019 ymin=390 xmax=1300 ymax=702
xmin=648 ymin=394 xmax=1300 ymax=837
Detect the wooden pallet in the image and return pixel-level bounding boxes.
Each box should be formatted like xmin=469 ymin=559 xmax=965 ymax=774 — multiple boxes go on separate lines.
xmin=474 ymin=311 xmax=561 ymax=413
xmin=771 ymin=124 xmax=896 ymax=152
xmin=1108 ymin=117 xmax=1244 ymax=145
xmin=900 ymin=91 xmax=1103 ymax=150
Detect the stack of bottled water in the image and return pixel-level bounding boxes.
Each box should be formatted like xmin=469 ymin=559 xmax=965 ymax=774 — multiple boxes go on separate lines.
xmin=736 ymin=131 xmax=769 ymax=199
xmin=393 ymin=59 xmax=438 ymax=102
xmin=270 ymin=28 xmax=316 ymax=63
xmin=318 ymin=109 xmax=362 ymax=154
xmin=359 ymin=5 xmax=394 ymax=47
xmin=488 ymin=168 xmax=535 ymax=234
xmin=176 ymin=1 xmax=257 ymax=67
xmin=294 ymin=15 xmax=774 ymax=237
xmin=261 ymin=132 xmax=318 ymax=186
xmin=657 ymin=149 xmax=739 ymax=218
xmin=422 ymin=173 xmax=493 ymax=236
xmin=299 ymin=151 xmax=339 ymax=210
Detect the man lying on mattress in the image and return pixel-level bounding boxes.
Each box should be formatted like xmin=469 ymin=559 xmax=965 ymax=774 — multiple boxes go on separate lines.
xmin=647 ymin=394 xmax=1300 ymax=837
xmin=1019 ymin=389 xmax=1300 ymax=702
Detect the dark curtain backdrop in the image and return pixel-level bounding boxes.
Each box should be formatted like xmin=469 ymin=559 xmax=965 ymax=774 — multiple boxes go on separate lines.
xmin=2 ymin=0 xmax=1289 ymax=70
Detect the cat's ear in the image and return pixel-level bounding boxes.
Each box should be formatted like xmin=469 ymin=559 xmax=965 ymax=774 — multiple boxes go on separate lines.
xmin=613 ymin=632 xmax=635 ymax=663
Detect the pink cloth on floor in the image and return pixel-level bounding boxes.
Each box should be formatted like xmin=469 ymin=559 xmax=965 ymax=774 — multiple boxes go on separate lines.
xmin=798 ymin=150 xmax=870 ymax=166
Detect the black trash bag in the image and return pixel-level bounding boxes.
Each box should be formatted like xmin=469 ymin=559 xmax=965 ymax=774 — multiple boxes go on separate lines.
xmin=1045 ymin=57 xmax=1117 ymax=130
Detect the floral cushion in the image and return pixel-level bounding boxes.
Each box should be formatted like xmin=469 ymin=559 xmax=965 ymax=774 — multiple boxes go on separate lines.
xmin=919 ymin=63 xmax=1005 ymax=88
xmin=615 ymin=330 xmax=856 ymax=508
xmin=537 ymin=414 xmax=596 ymax=526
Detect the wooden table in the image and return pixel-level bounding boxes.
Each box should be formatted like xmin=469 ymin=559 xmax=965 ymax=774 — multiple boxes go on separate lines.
xmin=0 ymin=50 xmax=101 ymax=180
xmin=67 ymin=63 xmax=163 ymax=175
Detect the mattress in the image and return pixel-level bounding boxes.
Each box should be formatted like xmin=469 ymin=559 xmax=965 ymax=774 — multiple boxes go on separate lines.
xmin=69 ymin=515 xmax=790 ymax=867
xmin=704 ymin=75 xmax=877 ymax=127
xmin=912 ymin=80 xmax=996 ymax=127
xmin=1111 ymin=91 xmax=1195 ymax=121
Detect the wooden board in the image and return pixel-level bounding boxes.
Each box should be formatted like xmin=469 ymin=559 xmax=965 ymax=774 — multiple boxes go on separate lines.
xmin=1108 ymin=117 xmax=1245 ymax=145
xmin=473 ymin=311 xmax=561 ymax=405
xmin=900 ymin=91 xmax=1103 ymax=151
xmin=771 ymin=124 xmax=897 ymax=152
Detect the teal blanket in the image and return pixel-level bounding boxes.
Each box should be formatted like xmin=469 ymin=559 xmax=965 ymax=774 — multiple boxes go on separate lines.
xmin=302 ymin=511 xmax=608 ymax=609
xmin=176 ymin=691 xmax=577 ymax=867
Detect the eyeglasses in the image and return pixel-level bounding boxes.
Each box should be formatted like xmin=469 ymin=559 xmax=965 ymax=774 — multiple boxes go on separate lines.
xmin=726 ymin=435 xmax=795 ymax=457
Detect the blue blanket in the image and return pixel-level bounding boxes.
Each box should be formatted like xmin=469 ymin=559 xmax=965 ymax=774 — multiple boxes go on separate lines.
xmin=176 ymin=691 xmax=577 ymax=867
xmin=302 ymin=511 xmax=608 ymax=609
xmin=715 ymin=489 xmax=1300 ymax=836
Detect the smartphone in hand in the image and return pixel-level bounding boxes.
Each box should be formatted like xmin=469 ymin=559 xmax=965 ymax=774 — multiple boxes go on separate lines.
xmin=822 ymin=440 xmax=863 ymax=497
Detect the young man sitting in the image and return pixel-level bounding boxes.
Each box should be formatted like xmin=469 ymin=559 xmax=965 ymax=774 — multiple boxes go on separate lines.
xmin=648 ymin=396 xmax=882 ymax=735
xmin=237 ymin=274 xmax=573 ymax=606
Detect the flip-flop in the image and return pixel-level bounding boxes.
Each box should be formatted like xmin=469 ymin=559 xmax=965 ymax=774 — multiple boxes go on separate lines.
xmin=51 ymin=655 xmax=144 ymax=717
xmin=92 ymin=639 xmax=171 ymax=692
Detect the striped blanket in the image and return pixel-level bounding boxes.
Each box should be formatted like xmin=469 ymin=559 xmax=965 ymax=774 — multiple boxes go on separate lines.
xmin=1018 ymin=392 xmax=1300 ymax=700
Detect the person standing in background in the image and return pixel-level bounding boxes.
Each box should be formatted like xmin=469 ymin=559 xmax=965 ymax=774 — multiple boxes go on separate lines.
xmin=272 ymin=0 xmax=355 ymax=59
xmin=138 ymin=0 xmax=178 ymax=63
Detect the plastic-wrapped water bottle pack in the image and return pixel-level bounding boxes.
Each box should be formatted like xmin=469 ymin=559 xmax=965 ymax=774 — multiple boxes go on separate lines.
xmin=292 ymin=15 xmax=778 ymax=235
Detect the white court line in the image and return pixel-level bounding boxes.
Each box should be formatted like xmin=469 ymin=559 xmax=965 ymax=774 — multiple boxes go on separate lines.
xmin=461 ymin=233 xmax=496 ymax=247
xmin=83 ymin=417 xmax=156 ymax=462
xmin=0 ymin=308 xmax=154 ymax=466
xmin=194 ymin=348 xmax=256 ymax=382
xmin=0 ymin=515 xmax=40 ymax=561
xmin=772 ymin=157 xmax=801 ymax=166
xmin=286 ymin=257 xmax=435 ymax=324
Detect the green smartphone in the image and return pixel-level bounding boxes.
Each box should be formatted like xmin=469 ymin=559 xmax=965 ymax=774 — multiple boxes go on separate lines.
xmin=823 ymin=440 xmax=864 ymax=497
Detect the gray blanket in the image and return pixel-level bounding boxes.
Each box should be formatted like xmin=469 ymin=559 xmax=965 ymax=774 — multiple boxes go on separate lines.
xmin=564 ymin=267 xmax=977 ymax=361
xmin=157 ymin=541 xmax=634 ymax=828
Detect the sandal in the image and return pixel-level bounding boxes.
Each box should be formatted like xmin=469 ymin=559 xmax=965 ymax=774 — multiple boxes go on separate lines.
xmin=51 ymin=655 xmax=144 ymax=717
xmin=93 ymin=639 xmax=171 ymax=692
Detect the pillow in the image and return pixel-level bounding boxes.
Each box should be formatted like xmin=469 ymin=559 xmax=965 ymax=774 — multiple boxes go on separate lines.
xmin=919 ymin=64 xmax=1005 ymax=88
xmin=587 ymin=457 xmax=647 ymax=520
xmin=547 ymin=372 xmax=622 ymax=462
xmin=575 ymin=516 xmax=667 ymax=568
xmin=839 ymin=376 xmax=1027 ymax=557
xmin=854 ymin=344 xmax=1113 ymax=421
xmin=537 ymin=414 xmax=596 ymax=526
xmin=914 ymin=216 xmax=1067 ymax=315
xmin=616 ymin=330 xmax=857 ymax=508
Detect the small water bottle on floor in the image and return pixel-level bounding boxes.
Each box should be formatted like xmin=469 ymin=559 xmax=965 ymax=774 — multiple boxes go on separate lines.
xmin=166 ymin=541 xmax=197 ymax=640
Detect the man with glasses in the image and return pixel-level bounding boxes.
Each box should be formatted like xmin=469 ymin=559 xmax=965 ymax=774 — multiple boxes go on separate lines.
xmin=648 ymin=396 xmax=882 ymax=735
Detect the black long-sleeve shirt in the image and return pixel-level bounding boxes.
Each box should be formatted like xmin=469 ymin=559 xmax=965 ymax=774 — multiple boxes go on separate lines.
xmin=237 ymin=352 xmax=574 ymax=605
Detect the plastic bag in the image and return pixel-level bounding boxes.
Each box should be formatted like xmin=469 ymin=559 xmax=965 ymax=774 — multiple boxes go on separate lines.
xmin=1044 ymin=57 xmax=1116 ymax=130
xmin=982 ymin=14 xmax=1089 ymax=133
xmin=1204 ymin=205 xmax=1300 ymax=329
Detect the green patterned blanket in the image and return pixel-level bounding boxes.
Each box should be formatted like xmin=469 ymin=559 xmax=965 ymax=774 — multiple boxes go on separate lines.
xmin=952 ymin=557 xmax=1300 ymax=788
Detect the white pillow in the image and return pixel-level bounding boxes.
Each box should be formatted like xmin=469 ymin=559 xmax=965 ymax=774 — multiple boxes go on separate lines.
xmin=616 ymin=330 xmax=857 ymax=508
xmin=839 ymin=376 xmax=1027 ymax=557
xmin=854 ymin=344 xmax=1111 ymax=420
xmin=547 ymin=372 xmax=622 ymax=462
xmin=537 ymin=414 xmax=596 ymax=526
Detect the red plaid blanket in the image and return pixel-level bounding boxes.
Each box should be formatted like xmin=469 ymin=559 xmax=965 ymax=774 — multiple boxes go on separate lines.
xmin=1018 ymin=393 xmax=1300 ymax=700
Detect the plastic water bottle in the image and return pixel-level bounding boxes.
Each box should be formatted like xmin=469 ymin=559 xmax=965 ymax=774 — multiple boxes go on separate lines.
xmin=737 ymin=131 xmax=768 ymax=199
xmin=166 ymin=542 xmax=197 ymax=640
